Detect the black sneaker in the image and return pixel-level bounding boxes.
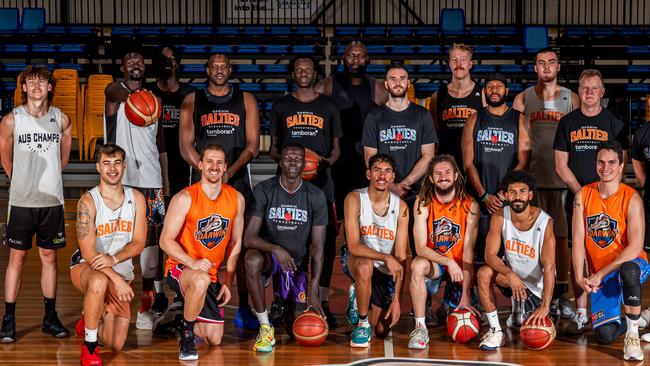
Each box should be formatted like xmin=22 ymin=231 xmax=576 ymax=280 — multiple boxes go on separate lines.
xmin=322 ymin=301 xmax=338 ymax=329
xmin=152 ymin=293 xmax=169 ymax=315
xmin=42 ymin=311 xmax=70 ymax=338
xmin=178 ymin=329 xmax=198 ymax=361
xmin=0 ymin=315 xmax=16 ymax=343
xmin=269 ymin=295 xmax=285 ymax=328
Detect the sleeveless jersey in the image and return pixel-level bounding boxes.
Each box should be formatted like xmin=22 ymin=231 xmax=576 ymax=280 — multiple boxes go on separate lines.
xmin=436 ymin=82 xmax=483 ymax=167
xmin=472 ymin=107 xmax=520 ymax=196
xmin=523 ymin=86 xmax=573 ymax=188
xmin=193 ymin=87 xmax=250 ymax=186
xmin=165 ymin=182 xmax=239 ymax=282
xmin=10 ymin=105 xmax=64 ymax=207
xmin=502 ymin=207 xmax=551 ymax=298
xmin=88 ymin=186 xmax=136 ymax=281
xmin=426 ymin=195 xmax=474 ymax=266
xmin=357 ymin=188 xmax=400 ymax=275
xmin=581 ymin=182 xmax=648 ymax=273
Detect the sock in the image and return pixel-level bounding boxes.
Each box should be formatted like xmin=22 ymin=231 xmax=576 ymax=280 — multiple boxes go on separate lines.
xmin=140 ymin=291 xmax=153 ymax=313
xmin=182 ymin=318 xmax=196 ymax=333
xmin=5 ymin=302 xmax=15 ymax=317
xmin=358 ymin=314 xmax=369 ymax=328
xmin=415 ymin=316 xmax=426 ymax=329
xmin=576 ymin=308 xmax=587 ymax=319
xmin=319 ymin=286 xmax=329 ymax=303
xmin=84 ymin=340 xmax=98 ymax=354
xmin=256 ymin=310 xmax=270 ymax=326
xmin=44 ymin=297 xmax=56 ymax=316
xmin=626 ymin=314 xmax=640 ymax=336
xmin=487 ymin=311 xmax=501 ymax=330
xmin=154 ymin=280 xmax=163 ymax=294
xmin=84 ymin=327 xmax=98 ymax=343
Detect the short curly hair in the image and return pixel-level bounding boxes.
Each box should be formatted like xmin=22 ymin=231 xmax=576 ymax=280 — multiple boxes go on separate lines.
xmin=500 ymin=170 xmax=536 ymax=193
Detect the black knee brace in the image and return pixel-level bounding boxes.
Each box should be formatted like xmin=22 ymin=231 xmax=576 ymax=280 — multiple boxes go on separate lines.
xmin=620 ymin=261 xmax=642 ymax=307
xmin=594 ymin=322 xmax=626 ymax=344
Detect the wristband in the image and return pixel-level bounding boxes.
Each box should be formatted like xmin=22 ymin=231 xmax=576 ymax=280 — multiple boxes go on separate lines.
xmin=480 ymin=193 xmax=489 ymax=203
xmin=111 ymin=255 xmax=119 ymax=266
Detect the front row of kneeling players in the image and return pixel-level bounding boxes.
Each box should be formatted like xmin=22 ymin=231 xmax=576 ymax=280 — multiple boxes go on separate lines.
xmin=74 ymin=140 xmax=647 ymax=364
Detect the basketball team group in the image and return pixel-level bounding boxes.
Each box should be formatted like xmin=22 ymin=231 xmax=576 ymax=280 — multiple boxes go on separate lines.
xmin=1 ymin=41 xmax=649 ymax=365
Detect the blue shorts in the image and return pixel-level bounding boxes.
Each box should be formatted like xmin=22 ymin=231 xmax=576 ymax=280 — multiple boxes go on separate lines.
xmin=590 ymin=257 xmax=650 ymax=329
xmin=424 ymin=263 xmax=477 ymax=309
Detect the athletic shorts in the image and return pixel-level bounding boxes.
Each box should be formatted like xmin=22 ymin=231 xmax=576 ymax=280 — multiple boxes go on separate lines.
xmin=341 ymin=248 xmax=395 ymax=310
xmin=70 ymin=260 xmax=131 ymax=320
xmin=263 ymin=253 xmax=308 ymax=304
xmin=425 ymin=263 xmax=463 ymax=307
xmin=4 ymin=205 xmax=66 ymax=250
xmin=132 ymin=187 xmax=165 ymax=227
xmin=590 ymin=258 xmax=650 ymax=329
xmin=533 ymin=189 xmax=567 ymax=238
xmin=643 ymin=197 xmax=650 ymax=252
xmin=166 ymin=263 xmax=225 ymax=324
xmin=497 ymin=286 xmax=556 ymax=321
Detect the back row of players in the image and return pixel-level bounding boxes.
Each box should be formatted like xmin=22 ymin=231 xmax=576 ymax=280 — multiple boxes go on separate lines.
xmin=1 ymin=41 xmax=650 ymax=364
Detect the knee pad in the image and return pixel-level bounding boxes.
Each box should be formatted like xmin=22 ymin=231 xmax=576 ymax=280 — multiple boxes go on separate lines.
xmin=620 ymin=261 xmax=642 ymax=307
xmin=594 ymin=323 xmax=624 ymax=344
xmin=140 ymin=246 xmax=159 ymax=278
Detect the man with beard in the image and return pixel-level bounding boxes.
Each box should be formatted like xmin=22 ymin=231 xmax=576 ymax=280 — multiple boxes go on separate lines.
xmin=572 ymin=141 xmax=647 ymax=361
xmin=430 ymin=44 xmax=485 ymax=169
xmin=477 ymin=171 xmax=556 ymax=351
xmin=513 ymin=48 xmax=580 ymax=323
xmin=244 ymin=143 xmax=327 ymax=353
xmin=408 ymin=155 xmax=480 ymax=349
xmin=160 ymin=144 xmax=245 ymax=360
xmin=104 ymin=50 xmax=166 ymax=330
xmin=316 ymin=41 xmax=388 ymax=220
xmin=179 ymin=53 xmax=260 ymax=330
xmin=553 ymin=69 xmax=629 ymax=334
xmin=269 ymin=56 xmax=342 ymax=328
xmin=341 ymin=153 xmax=408 ymax=348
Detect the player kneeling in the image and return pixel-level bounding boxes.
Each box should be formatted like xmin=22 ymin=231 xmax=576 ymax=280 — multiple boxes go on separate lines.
xmin=408 ymin=155 xmax=480 ymax=349
xmin=71 ymin=144 xmax=147 ymax=366
xmin=477 ymin=171 xmax=557 ymax=350
xmin=342 ymin=154 xmax=408 ymax=347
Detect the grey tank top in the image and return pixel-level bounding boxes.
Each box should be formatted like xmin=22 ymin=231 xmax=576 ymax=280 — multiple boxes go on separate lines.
xmin=10 ymin=105 xmax=64 ymax=207
xmin=523 ymin=86 xmax=573 ymax=188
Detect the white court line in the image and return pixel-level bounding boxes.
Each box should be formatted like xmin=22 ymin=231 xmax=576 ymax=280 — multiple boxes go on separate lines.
xmin=383 ymin=330 xmax=394 ymax=358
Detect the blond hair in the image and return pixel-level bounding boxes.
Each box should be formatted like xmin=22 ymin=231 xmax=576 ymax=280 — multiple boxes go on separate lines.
xmin=579 ymin=69 xmax=604 ymax=87
xmin=449 ymin=43 xmax=473 ymax=58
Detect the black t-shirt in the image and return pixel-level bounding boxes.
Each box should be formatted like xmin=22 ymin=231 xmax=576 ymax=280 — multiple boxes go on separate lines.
xmin=253 ymin=176 xmax=328 ymax=267
xmin=362 ymin=103 xmax=437 ymax=195
xmin=146 ymin=82 xmax=195 ymax=196
xmin=553 ymin=108 xmax=628 ymax=186
xmin=632 ymin=123 xmax=650 ymax=194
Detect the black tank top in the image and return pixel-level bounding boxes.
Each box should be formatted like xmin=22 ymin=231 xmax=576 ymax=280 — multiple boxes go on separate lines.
xmin=193 ymin=87 xmax=249 ymax=186
xmin=436 ymin=82 xmax=483 ymax=167
xmin=332 ymin=73 xmax=376 ymax=152
xmin=472 ymin=107 xmax=520 ymax=196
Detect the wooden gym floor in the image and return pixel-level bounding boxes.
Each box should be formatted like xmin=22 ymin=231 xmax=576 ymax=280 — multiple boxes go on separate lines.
xmin=0 ymin=199 xmax=649 ymax=365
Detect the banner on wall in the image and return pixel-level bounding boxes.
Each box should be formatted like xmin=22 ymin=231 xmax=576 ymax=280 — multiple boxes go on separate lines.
xmin=229 ymin=0 xmax=319 ymax=20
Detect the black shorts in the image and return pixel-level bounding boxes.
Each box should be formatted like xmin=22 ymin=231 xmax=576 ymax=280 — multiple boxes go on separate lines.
xmin=4 ymin=205 xmax=66 ymax=250
xmin=564 ymin=191 xmax=575 ymax=248
xmin=644 ymin=197 xmax=650 ymax=252
xmin=166 ymin=264 xmax=225 ymax=324
xmin=341 ymin=248 xmax=395 ymax=310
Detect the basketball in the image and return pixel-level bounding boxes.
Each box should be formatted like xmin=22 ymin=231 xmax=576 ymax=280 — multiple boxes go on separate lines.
xmin=520 ymin=316 xmax=556 ymax=350
xmin=293 ymin=311 xmax=328 ymax=346
xmin=447 ymin=308 xmax=480 ymax=343
xmin=124 ymin=89 xmax=161 ymax=127
xmin=302 ymin=148 xmax=320 ymax=181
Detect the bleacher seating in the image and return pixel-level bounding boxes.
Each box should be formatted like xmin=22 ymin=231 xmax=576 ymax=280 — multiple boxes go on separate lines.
xmin=83 ymin=74 xmax=113 ymax=160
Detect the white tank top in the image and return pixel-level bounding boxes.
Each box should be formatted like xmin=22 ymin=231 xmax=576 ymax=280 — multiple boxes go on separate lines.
xmin=501 ymin=207 xmax=551 ymax=298
xmin=357 ymin=187 xmax=400 ymax=274
xmin=112 ymin=86 xmax=162 ymax=189
xmin=10 ymin=105 xmax=64 ymax=207
xmin=87 ymin=186 xmax=137 ymax=281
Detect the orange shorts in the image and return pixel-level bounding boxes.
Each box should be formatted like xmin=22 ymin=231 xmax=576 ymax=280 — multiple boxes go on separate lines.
xmin=70 ymin=262 xmax=131 ymax=320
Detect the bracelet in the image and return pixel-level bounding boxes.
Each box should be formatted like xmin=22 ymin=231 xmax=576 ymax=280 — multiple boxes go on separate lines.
xmin=480 ymin=193 xmax=489 ymax=203
xmin=111 ymin=255 xmax=119 ymax=266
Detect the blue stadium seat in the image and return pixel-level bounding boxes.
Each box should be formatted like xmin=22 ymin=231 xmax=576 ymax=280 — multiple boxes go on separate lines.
xmin=4 ymin=62 xmax=27 ymax=72
xmin=403 ymin=64 xmax=416 ymax=74
xmin=440 ymin=8 xmax=465 ymax=35
xmin=0 ymin=8 xmax=19 ymax=34
xmin=182 ymin=45 xmax=208 ymax=53
xmin=163 ymin=26 xmax=186 ymax=36
xmin=366 ymin=45 xmax=388 ymax=54
xmin=235 ymin=64 xmax=262 ymax=73
xmin=111 ymin=26 xmax=134 ymax=35
xmin=628 ymin=65 xmax=650 ymax=74
xmin=136 ymin=26 xmax=161 ymax=35
xmin=269 ymin=26 xmax=292 ymax=36
xmin=526 ymin=64 xmax=536 ymax=73
xmin=626 ymin=84 xmax=650 ymax=93
xmin=31 ymin=44 xmax=57 ymax=53
xmin=264 ymin=45 xmax=288 ymax=54
xmin=472 ymin=64 xmax=497 ymax=73
xmin=627 ymin=46 xmax=650 ymax=54
xmin=59 ymin=44 xmax=86 ymax=53
xmin=243 ymin=26 xmax=265 ymax=35
xmin=335 ymin=26 xmax=360 ymax=36
xmin=264 ymin=83 xmax=288 ymax=92
xmin=415 ymin=83 xmax=440 ymax=93
xmin=208 ymin=45 xmax=234 ymax=54
xmin=334 ymin=45 xmax=347 ymax=55
xmin=592 ymin=27 xmax=615 ymax=36
xmin=4 ymin=83 xmax=17 ymax=92
xmin=216 ymin=26 xmax=239 ymax=35
xmin=189 ymin=82 xmax=206 ymax=89
xmin=473 ymin=45 xmax=497 ymax=54
xmin=57 ymin=63 xmax=84 ymax=71
xmin=43 ymin=25 xmax=66 ymax=34
xmin=389 ymin=27 xmax=412 ymax=37
xmin=366 ymin=64 xmax=387 ymax=74
xmin=264 ymin=64 xmax=289 ymax=73
xmin=20 ymin=8 xmax=45 ymax=33
xmin=415 ymin=27 xmax=438 ymax=36
xmin=619 ymin=27 xmax=644 ymax=36
xmin=237 ymin=83 xmax=261 ymax=92
xmin=4 ymin=44 xmax=29 ymax=53
xmin=500 ymin=45 xmax=524 ymax=54
xmin=469 ymin=26 xmax=491 ymax=36
xmin=418 ymin=45 xmax=443 ymax=55
xmin=499 ymin=64 xmax=524 ymax=73
xmin=418 ymin=64 xmax=444 ymax=73
xmin=495 ymin=26 xmax=517 ymax=36
xmin=237 ymin=44 xmax=261 ymax=54
xmin=264 ymin=102 xmax=274 ymax=111
xmin=336 ymin=64 xmax=345 ymax=73
xmin=524 ymin=26 xmax=548 ymax=52
xmin=295 ymin=26 xmax=320 ymax=36
xmin=189 ymin=26 xmax=212 ymax=35
xmin=68 ymin=25 xmax=94 ymax=35
xmin=392 ymin=45 xmax=416 ymax=54
xmin=180 ymin=64 xmax=205 ymax=73
xmin=291 ymin=45 xmax=316 ymax=54
xmin=508 ymin=83 xmax=523 ymax=93
xmin=564 ymin=27 xmax=589 ymax=37
xmin=363 ymin=26 xmax=385 ymax=36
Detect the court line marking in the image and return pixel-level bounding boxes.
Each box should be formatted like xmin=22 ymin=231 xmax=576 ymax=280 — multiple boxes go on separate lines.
xmin=383 ymin=330 xmax=393 ymax=358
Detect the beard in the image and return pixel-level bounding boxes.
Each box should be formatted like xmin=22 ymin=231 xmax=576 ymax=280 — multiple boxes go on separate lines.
xmin=434 ymin=184 xmax=454 ymax=197
xmin=539 ymin=73 xmax=557 ymax=83
xmin=389 ymin=87 xmax=407 ymax=98
xmin=510 ymin=199 xmax=530 ymax=213
xmin=486 ymin=93 xmax=506 ymax=107
xmin=128 ymin=68 xmax=144 ymax=81
xmin=345 ymin=63 xmax=367 ymax=77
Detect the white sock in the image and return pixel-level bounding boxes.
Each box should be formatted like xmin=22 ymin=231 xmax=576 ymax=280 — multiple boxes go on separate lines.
xmin=576 ymin=308 xmax=587 ymax=319
xmin=154 ymin=280 xmax=163 ymax=294
xmin=359 ymin=314 xmax=370 ymax=328
xmin=487 ymin=311 xmax=501 ymax=331
xmin=319 ymin=286 xmax=329 ymax=303
xmin=256 ymin=310 xmax=270 ymax=326
xmin=415 ymin=317 xmax=426 ymax=329
xmin=84 ymin=327 xmax=98 ymax=343
xmin=626 ymin=315 xmax=640 ymax=336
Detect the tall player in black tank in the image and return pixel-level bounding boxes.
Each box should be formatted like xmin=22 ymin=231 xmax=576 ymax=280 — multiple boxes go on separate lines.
xmin=179 ymin=53 xmax=260 ymax=330
xmin=432 ymin=44 xmax=485 ymax=168
xmin=315 ymin=41 xmax=388 ymax=219
xmin=270 ymin=56 xmax=342 ymax=328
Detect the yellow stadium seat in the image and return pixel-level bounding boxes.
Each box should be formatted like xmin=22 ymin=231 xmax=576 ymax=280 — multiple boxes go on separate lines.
xmin=83 ymin=74 xmax=113 ymax=160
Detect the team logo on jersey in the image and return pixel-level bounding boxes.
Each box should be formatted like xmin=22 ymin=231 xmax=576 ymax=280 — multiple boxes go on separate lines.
xmin=379 ymin=127 xmax=417 ymax=143
xmin=643 ymin=147 xmax=650 ymax=160
xmin=586 ymin=213 xmax=619 ymax=249
xmin=431 ymin=217 xmax=461 ymax=254
xmin=476 ymin=128 xmax=514 ymax=145
xmin=194 ymin=214 xmax=230 ymax=249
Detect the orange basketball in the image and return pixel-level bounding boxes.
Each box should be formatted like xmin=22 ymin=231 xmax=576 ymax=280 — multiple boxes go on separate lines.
xmin=302 ymin=148 xmax=320 ymax=181
xmin=124 ymin=89 xmax=161 ymax=127
xmin=520 ymin=316 xmax=556 ymax=350
xmin=293 ymin=311 xmax=328 ymax=346
xmin=447 ymin=308 xmax=480 ymax=343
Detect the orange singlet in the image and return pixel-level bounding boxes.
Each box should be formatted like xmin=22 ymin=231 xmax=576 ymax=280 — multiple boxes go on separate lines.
xmin=581 ymin=182 xmax=647 ymax=273
xmin=426 ymin=195 xmax=474 ymax=266
xmin=165 ymin=182 xmax=239 ymax=282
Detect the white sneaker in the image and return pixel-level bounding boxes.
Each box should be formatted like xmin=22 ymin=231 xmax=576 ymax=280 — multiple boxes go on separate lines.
xmin=639 ymin=307 xmax=650 ymax=329
xmin=559 ymin=297 xmax=575 ymax=319
xmin=623 ymin=333 xmax=644 ymax=361
xmin=566 ymin=312 xmax=589 ymax=335
xmin=408 ymin=327 xmax=429 ymax=349
xmin=136 ymin=310 xmax=155 ymax=330
xmin=479 ymin=328 xmax=505 ymax=350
